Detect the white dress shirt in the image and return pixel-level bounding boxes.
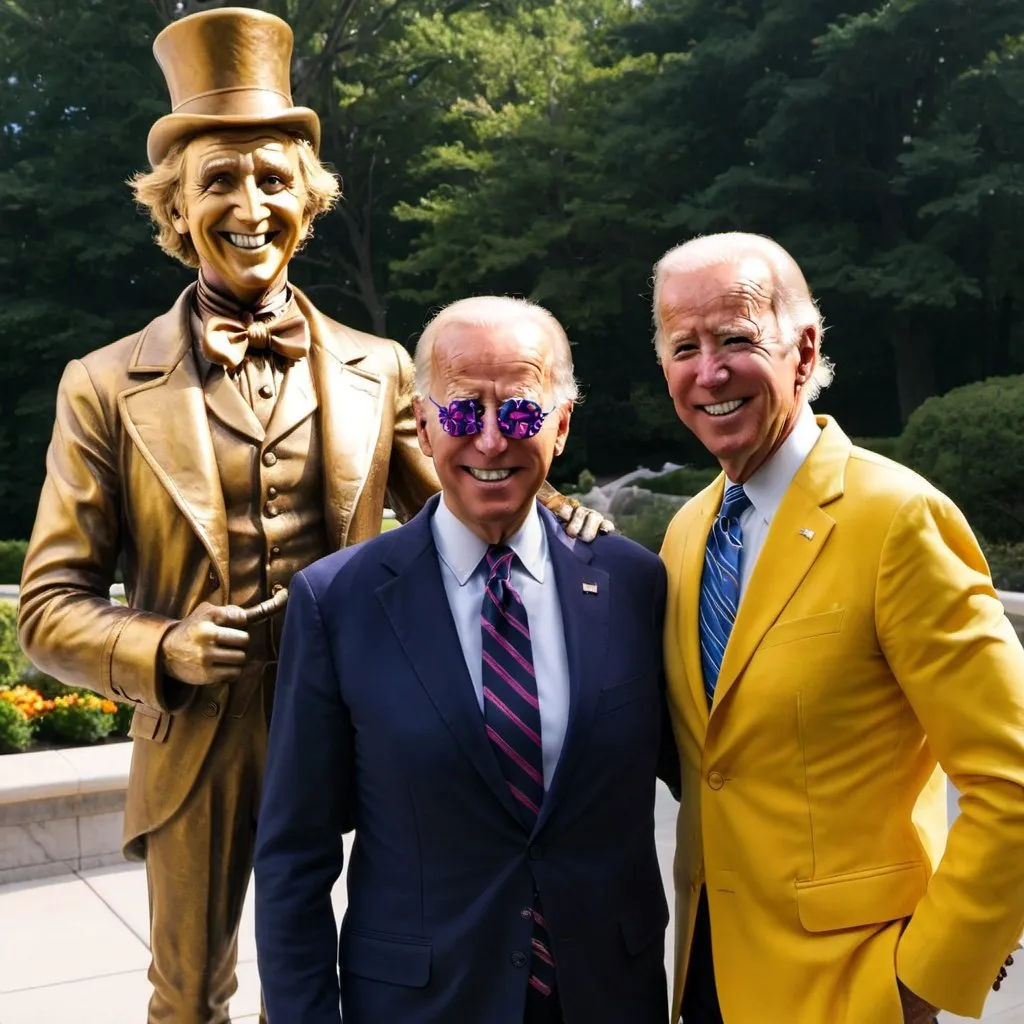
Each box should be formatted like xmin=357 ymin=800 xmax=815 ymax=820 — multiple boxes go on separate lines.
xmin=431 ymin=496 xmax=571 ymax=789
xmin=728 ymin=403 xmax=822 ymax=599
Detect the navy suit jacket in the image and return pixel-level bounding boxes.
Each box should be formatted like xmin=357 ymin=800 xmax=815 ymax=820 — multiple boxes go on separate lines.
xmin=254 ymin=497 xmax=673 ymax=1023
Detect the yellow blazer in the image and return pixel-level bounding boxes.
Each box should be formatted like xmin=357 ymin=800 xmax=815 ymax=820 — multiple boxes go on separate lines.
xmin=661 ymin=416 xmax=1024 ymax=1022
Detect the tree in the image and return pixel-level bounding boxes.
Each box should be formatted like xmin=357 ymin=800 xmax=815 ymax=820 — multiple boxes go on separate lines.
xmin=0 ymin=0 xmax=188 ymax=539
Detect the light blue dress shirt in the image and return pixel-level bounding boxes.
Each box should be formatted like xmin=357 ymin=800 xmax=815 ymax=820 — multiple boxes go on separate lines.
xmin=729 ymin=401 xmax=822 ymax=599
xmin=431 ymin=496 xmax=571 ymax=789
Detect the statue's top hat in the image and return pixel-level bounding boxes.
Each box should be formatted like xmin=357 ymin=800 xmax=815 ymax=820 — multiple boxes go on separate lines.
xmin=146 ymin=6 xmax=320 ymax=166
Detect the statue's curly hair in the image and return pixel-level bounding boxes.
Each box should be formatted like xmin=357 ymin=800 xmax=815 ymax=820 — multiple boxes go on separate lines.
xmin=128 ymin=133 xmax=340 ymax=268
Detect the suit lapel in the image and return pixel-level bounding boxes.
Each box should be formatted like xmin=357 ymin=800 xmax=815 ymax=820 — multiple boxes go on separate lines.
xmin=711 ymin=417 xmax=847 ymax=713
xmin=119 ymin=287 xmax=230 ymax=590
xmin=376 ymin=500 xmax=522 ymax=825
xmin=534 ymin=511 xmax=607 ymax=834
xmin=297 ymin=290 xmax=382 ymax=550
xmin=264 ymin=355 xmax=317 ymax=449
xmin=204 ymin=369 xmax=265 ymax=443
xmin=679 ymin=480 xmax=723 ymax=726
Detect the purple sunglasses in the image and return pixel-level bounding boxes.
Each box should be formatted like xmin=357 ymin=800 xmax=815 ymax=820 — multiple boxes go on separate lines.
xmin=428 ymin=396 xmax=555 ymax=440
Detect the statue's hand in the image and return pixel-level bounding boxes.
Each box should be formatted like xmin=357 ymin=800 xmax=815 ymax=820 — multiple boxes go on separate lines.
xmin=552 ymin=497 xmax=614 ymax=544
xmin=158 ymin=590 xmax=288 ymax=686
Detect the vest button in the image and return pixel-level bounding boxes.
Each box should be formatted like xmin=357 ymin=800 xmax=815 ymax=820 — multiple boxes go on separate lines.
xmin=267 ymin=486 xmax=278 ymax=499
xmin=258 ymin=384 xmax=273 ymax=400
xmin=510 ymin=950 xmax=528 ymax=969
xmin=707 ymin=771 xmax=725 ymax=791
xmin=202 ymin=701 xmax=220 ymax=718
xmin=207 ymin=568 xmax=217 ymax=583
xmin=262 ymin=451 xmax=277 ymax=467
xmin=270 ymin=546 xmax=281 ymax=557
xmin=265 ymin=503 xmax=278 ymax=518
xmin=271 ymin=583 xmax=284 ymax=595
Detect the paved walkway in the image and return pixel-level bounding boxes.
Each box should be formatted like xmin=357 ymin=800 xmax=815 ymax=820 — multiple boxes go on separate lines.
xmin=1 ymin=785 xmax=1022 ymax=1021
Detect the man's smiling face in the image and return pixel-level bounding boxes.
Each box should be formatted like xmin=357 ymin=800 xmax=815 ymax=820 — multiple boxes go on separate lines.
xmin=659 ymin=257 xmax=816 ymax=482
xmin=172 ymin=128 xmax=309 ymax=305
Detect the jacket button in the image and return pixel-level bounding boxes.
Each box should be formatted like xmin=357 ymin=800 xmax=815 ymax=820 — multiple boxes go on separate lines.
xmin=707 ymin=771 xmax=724 ymax=790
xmin=510 ymin=950 xmax=528 ymax=968
xmin=520 ymin=907 xmax=533 ymax=920
xmin=528 ymin=845 xmax=543 ymax=860
xmin=262 ymin=451 xmax=277 ymax=467
xmin=202 ymin=701 xmax=220 ymax=718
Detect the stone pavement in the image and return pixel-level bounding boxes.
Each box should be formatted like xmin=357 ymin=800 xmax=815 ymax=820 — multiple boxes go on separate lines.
xmin=1 ymin=785 xmax=1022 ymax=1022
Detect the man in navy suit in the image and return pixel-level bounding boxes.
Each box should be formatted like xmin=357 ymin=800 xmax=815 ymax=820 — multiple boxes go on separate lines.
xmin=254 ymin=296 xmax=675 ymax=1023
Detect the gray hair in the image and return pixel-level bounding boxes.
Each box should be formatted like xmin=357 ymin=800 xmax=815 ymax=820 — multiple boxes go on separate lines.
xmin=414 ymin=296 xmax=580 ymax=407
xmin=651 ymin=232 xmax=834 ymax=402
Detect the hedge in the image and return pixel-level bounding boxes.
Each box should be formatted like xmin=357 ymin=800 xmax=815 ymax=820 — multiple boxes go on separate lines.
xmin=0 ymin=540 xmax=27 ymax=585
xmin=899 ymin=375 xmax=1024 ymax=543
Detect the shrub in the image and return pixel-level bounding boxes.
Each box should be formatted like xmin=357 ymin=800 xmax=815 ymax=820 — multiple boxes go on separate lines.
xmin=0 ymin=540 xmax=27 ymax=584
xmin=899 ymin=376 xmax=1024 ymax=542
xmin=0 ymin=699 xmax=33 ymax=754
xmin=36 ymin=692 xmax=118 ymax=744
xmin=641 ymin=467 xmax=720 ymax=497
xmin=0 ymin=603 xmax=27 ymax=687
xmin=614 ymin=502 xmax=680 ymax=553
xmin=576 ymin=468 xmax=596 ymax=494
xmin=852 ymin=437 xmax=901 ymax=461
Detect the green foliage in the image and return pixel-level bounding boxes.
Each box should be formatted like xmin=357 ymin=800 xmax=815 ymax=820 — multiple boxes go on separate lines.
xmin=899 ymin=375 xmax=1024 ymax=541
xmin=0 ymin=541 xmax=27 ymax=584
xmin=982 ymin=541 xmax=1024 ymax=592
xmin=576 ymin=468 xmax=596 ymax=494
xmin=112 ymin=701 xmax=134 ymax=737
xmin=0 ymin=603 xmax=27 ymax=687
xmin=851 ymin=437 xmax=902 ymax=462
xmin=641 ymin=467 xmax=720 ymax=498
xmin=2 ymin=0 xmax=1024 ymax=531
xmin=613 ymin=502 xmax=679 ymax=554
xmin=35 ymin=695 xmax=117 ymax=745
xmin=0 ymin=699 xmax=33 ymax=755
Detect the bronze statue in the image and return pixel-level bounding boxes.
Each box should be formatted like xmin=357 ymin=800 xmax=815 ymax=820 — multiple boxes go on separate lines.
xmin=17 ymin=8 xmax=596 ymax=1022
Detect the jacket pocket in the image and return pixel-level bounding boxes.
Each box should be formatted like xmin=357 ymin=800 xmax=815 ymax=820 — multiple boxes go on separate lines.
xmin=619 ymin=892 xmax=670 ymax=956
xmin=339 ymin=927 xmax=432 ymax=987
xmin=128 ymin=705 xmax=171 ymax=743
xmin=795 ymin=860 xmax=928 ymax=933
xmin=761 ymin=608 xmax=845 ymax=650
xmin=596 ymin=675 xmax=646 ymax=715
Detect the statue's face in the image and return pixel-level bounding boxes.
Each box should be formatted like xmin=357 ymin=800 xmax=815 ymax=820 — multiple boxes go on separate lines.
xmin=172 ymin=128 xmax=309 ymax=305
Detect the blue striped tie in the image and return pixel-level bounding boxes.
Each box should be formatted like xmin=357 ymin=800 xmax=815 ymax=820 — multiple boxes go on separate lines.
xmin=481 ymin=545 xmax=557 ymax=1004
xmin=699 ymin=484 xmax=752 ymax=707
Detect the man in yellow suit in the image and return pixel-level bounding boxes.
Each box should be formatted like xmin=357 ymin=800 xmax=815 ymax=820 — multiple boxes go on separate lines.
xmin=655 ymin=231 xmax=1024 ymax=1023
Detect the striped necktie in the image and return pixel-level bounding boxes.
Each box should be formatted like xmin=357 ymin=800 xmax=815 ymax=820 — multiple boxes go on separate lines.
xmin=699 ymin=484 xmax=752 ymax=707
xmin=481 ymin=545 xmax=557 ymax=1002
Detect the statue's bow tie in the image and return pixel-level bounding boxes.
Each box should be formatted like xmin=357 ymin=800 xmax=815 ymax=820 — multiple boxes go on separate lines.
xmin=201 ymin=310 xmax=310 ymax=370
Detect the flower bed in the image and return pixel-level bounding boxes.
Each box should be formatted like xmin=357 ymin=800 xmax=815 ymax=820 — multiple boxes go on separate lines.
xmin=0 ymin=678 xmax=132 ymax=754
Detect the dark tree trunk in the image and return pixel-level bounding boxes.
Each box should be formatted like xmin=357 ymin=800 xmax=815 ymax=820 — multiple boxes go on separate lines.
xmin=892 ymin=315 xmax=938 ymax=425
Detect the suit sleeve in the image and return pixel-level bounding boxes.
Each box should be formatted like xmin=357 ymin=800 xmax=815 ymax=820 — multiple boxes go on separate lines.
xmin=17 ymin=359 xmax=183 ymax=711
xmin=255 ymin=569 xmax=351 ymax=1024
xmin=651 ymin=558 xmax=680 ymax=797
xmin=384 ymin=341 xmax=440 ymax=523
xmin=876 ymin=492 xmax=1024 ymax=1017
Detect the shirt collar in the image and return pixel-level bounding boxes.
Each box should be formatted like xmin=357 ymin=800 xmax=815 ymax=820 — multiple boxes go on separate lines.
xmin=729 ymin=402 xmax=821 ymax=525
xmin=431 ymin=495 xmax=547 ymax=586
